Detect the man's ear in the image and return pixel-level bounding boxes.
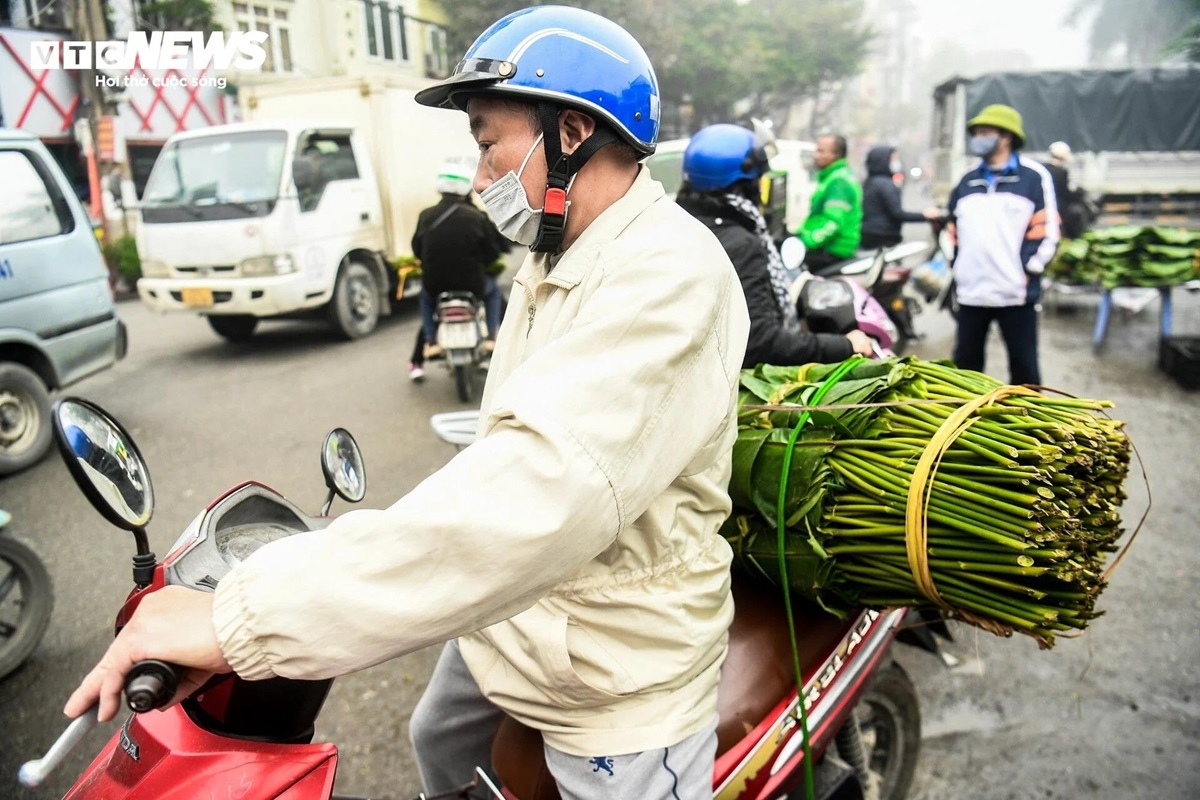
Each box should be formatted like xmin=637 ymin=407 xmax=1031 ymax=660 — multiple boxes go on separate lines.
xmin=559 ymin=109 xmax=597 ymax=155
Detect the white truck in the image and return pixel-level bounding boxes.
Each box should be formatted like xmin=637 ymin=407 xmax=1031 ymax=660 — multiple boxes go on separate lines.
xmin=135 ymin=75 xmax=477 ymax=341
xmin=931 ymin=67 xmax=1200 ymax=226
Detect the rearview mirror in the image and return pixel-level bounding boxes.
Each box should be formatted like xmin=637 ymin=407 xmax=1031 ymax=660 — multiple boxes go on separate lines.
xmin=780 ymin=236 xmax=806 ymax=271
xmin=322 ymin=428 xmax=366 ymax=505
xmin=52 ymin=398 xmax=154 ymax=531
xmin=292 ymin=158 xmax=315 ymax=191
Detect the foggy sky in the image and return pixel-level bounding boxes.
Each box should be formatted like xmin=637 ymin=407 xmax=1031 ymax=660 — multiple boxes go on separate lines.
xmin=906 ymin=0 xmax=1090 ymax=70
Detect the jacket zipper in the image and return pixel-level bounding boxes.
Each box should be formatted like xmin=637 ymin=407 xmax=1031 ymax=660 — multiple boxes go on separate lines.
xmin=524 ymin=285 xmax=536 ymax=338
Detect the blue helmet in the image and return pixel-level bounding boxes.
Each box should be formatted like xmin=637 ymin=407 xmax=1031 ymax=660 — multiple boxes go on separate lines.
xmin=414 ymin=5 xmax=660 ymax=155
xmin=683 ymin=124 xmax=772 ymax=192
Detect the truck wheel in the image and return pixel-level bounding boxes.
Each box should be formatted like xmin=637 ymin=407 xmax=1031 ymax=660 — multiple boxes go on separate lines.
xmin=328 ymin=260 xmax=380 ymax=340
xmin=0 ymin=536 xmax=54 ymax=679
xmin=0 ymin=363 xmax=53 ymax=476
xmin=208 ymin=315 xmax=259 ymax=342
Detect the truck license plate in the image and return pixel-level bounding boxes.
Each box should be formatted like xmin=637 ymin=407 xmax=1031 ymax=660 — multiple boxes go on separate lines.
xmin=181 ymin=287 xmax=214 ymax=307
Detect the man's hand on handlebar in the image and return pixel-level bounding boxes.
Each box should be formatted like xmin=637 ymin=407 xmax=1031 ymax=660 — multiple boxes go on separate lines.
xmin=846 ymin=330 xmax=875 ymax=357
xmin=64 ymin=586 xmax=232 ymax=723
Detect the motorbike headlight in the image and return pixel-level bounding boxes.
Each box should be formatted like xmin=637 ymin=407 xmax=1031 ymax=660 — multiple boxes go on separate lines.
xmin=802 ymin=280 xmax=853 ymax=313
xmin=140 ymin=258 xmax=170 ymax=278
xmin=241 ymin=254 xmax=295 ymax=276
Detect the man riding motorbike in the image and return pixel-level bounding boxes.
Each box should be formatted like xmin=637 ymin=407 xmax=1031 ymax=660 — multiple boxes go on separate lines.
xmin=409 ymin=161 xmax=509 ymax=381
xmin=796 ymin=133 xmax=862 ymax=272
xmin=676 ymin=123 xmax=872 ymax=365
xmin=62 ymin=6 xmax=750 ymax=799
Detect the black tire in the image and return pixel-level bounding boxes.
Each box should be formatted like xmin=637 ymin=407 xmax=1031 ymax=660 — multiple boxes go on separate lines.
xmin=0 ymin=362 xmax=53 ymax=476
xmin=207 ymin=315 xmax=259 ymax=342
xmin=328 ymin=261 xmax=380 ymax=340
xmin=454 ymin=363 xmax=473 ymax=403
xmin=857 ymin=661 xmax=921 ymax=800
xmin=0 ymin=536 xmax=54 ymax=680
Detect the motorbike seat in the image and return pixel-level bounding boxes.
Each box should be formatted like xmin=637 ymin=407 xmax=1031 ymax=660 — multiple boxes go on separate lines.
xmin=491 ymin=572 xmax=852 ymax=799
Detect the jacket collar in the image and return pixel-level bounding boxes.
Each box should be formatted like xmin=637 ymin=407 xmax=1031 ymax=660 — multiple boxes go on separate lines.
xmin=817 ymin=158 xmax=849 ymax=181
xmin=515 ymin=167 xmax=665 ymax=291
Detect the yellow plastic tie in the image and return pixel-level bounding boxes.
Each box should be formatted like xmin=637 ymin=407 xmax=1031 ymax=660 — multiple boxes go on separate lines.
xmin=903 ymin=384 xmax=1039 ymax=607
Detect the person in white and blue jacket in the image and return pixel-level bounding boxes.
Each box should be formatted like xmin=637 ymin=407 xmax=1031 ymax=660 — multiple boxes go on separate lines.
xmin=947 ymin=104 xmax=1059 ymax=386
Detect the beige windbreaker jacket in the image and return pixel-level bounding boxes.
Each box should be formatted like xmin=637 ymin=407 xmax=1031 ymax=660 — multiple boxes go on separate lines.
xmin=212 ymin=167 xmax=751 ymax=756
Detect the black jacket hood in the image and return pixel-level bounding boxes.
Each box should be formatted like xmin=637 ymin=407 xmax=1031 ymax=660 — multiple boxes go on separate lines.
xmin=865 ymin=146 xmax=895 ymax=177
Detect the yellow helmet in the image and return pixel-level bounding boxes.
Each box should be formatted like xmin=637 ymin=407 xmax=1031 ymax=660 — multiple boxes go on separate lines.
xmin=967 ymin=104 xmax=1025 ymax=148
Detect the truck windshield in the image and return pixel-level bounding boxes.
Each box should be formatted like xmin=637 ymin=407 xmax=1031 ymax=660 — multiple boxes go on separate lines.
xmin=142 ymin=131 xmax=287 ymax=218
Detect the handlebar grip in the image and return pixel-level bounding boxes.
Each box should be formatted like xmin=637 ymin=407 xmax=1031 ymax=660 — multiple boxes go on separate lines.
xmin=125 ymin=660 xmax=180 ymax=713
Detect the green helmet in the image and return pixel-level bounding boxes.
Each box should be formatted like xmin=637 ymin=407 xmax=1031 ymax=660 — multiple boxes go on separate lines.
xmin=436 ymin=161 xmax=474 ymax=196
xmin=967 ymin=104 xmax=1025 ymax=148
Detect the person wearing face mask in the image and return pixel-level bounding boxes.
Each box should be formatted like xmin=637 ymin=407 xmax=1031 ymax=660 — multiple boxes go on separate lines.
xmin=946 ymin=104 xmax=1059 ymax=385
xmin=860 ymin=145 xmax=943 ymax=250
xmin=61 ymin=7 xmax=751 ymax=800
xmin=677 ymin=123 xmax=873 ymax=365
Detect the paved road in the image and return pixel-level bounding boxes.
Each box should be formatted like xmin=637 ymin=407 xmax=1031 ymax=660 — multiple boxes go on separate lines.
xmin=1 ymin=281 xmax=1198 ymax=799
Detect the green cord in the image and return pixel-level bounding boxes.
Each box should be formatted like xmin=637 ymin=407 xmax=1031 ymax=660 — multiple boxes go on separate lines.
xmin=776 ymin=356 xmax=863 ymax=800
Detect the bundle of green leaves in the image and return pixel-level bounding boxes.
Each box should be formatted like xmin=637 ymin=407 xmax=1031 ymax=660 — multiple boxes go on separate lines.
xmin=724 ymin=357 xmax=1133 ymax=648
xmin=1056 ymin=226 xmax=1200 ymax=289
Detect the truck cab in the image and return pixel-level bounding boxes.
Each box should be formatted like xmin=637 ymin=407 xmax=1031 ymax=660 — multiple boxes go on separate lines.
xmin=135 ymin=122 xmax=395 ymax=341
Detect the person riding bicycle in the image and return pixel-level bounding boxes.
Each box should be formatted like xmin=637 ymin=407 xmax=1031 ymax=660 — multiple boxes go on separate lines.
xmin=677 ymin=123 xmax=872 ymax=365
xmin=64 ymin=7 xmax=750 ymax=799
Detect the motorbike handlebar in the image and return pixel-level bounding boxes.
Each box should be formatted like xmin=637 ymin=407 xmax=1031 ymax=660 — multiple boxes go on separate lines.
xmin=126 ymin=660 xmax=180 ymax=713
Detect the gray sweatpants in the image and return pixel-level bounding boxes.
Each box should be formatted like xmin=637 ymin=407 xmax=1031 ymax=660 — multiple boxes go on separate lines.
xmin=409 ymin=640 xmax=717 ymax=800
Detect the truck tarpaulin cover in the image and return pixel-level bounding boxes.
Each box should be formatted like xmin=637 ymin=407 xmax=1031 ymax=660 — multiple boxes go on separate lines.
xmin=964 ymin=69 xmax=1200 ymax=152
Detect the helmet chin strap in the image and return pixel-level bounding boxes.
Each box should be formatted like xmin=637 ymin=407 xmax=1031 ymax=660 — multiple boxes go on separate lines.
xmin=531 ymin=102 xmax=617 ymax=253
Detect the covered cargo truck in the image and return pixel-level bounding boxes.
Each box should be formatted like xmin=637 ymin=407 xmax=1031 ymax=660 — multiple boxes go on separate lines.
xmin=932 ymin=68 xmax=1200 ymax=225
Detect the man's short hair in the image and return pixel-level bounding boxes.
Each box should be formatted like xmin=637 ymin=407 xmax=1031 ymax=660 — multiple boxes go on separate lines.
xmin=819 ymin=134 xmax=848 ymax=160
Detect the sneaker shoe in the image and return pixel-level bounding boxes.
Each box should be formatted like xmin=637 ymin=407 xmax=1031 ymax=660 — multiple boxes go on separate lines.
xmin=424 ymin=342 xmax=444 ymax=359
xmin=409 ymin=363 xmax=425 ymax=382
xmin=481 ymin=338 xmax=496 ymax=354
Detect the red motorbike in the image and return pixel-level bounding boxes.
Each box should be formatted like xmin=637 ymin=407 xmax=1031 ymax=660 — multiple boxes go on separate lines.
xmin=19 ymin=398 xmax=936 ymax=800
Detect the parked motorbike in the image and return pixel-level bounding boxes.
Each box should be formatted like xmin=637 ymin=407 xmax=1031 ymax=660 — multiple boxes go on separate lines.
xmin=19 ymin=396 xmax=368 ymax=798
xmin=435 ymin=291 xmax=487 ymax=403
xmin=0 ymin=508 xmax=53 ymax=679
xmin=431 ymin=410 xmax=930 ymax=800
xmin=781 ymin=237 xmax=900 ymax=359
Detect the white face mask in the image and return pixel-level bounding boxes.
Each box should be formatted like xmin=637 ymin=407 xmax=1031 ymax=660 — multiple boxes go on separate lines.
xmin=480 ymin=133 xmax=546 ymax=246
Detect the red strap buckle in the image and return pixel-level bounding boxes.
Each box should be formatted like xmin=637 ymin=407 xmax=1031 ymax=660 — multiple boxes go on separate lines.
xmin=543 ymin=187 xmax=567 ymax=217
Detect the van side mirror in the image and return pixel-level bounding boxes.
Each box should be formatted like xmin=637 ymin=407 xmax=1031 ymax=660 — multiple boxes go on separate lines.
xmin=292 ymin=158 xmax=315 ymax=191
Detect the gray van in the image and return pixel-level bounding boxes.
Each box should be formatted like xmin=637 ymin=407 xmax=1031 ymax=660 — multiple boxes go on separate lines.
xmin=0 ymin=129 xmax=127 ymax=476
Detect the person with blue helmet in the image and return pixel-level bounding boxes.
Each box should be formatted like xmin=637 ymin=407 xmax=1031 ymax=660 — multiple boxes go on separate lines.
xmin=64 ymin=7 xmax=751 ymax=799
xmin=678 ymin=123 xmax=873 ymax=366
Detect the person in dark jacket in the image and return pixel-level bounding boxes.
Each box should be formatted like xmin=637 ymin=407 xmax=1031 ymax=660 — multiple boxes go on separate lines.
xmin=677 ymin=124 xmax=872 ymax=367
xmin=409 ymin=161 xmax=509 ymax=381
xmin=860 ymin=145 xmax=941 ymax=250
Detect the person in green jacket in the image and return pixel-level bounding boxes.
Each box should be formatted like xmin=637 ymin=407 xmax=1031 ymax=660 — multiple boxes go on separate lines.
xmin=797 ymin=133 xmax=862 ymax=271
